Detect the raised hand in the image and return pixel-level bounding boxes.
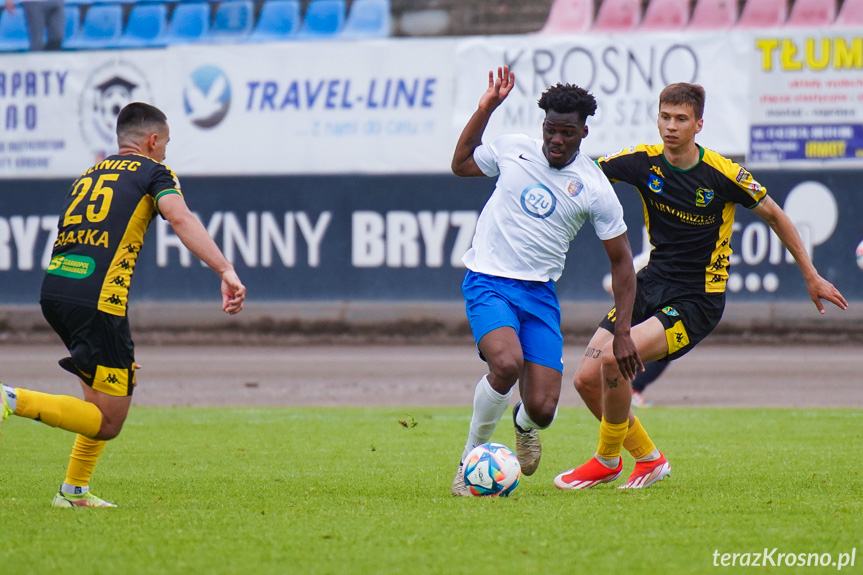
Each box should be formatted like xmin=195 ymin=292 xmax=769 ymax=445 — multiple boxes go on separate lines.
xmin=478 ymin=66 xmax=515 ymax=112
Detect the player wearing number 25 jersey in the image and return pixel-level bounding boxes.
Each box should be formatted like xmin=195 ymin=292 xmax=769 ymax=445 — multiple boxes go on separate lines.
xmin=41 ymin=155 xmax=181 ymax=316
xmin=1 ymin=103 xmax=245 ymax=509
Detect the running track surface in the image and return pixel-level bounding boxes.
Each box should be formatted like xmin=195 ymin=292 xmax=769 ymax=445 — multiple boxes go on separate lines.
xmin=2 ymin=343 xmax=860 ymax=408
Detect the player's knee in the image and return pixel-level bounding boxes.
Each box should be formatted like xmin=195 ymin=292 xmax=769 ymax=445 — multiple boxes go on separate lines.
xmin=600 ymin=343 xmax=622 ymax=378
xmin=96 ymin=419 xmax=125 ymax=440
xmin=524 ymin=399 xmax=557 ymax=428
xmin=489 ymin=355 xmax=522 ymax=386
xmin=573 ymin=370 xmax=597 ymax=398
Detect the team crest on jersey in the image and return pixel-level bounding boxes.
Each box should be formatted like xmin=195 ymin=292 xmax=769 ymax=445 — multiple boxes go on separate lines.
xmin=695 ymin=188 xmax=714 ymax=207
xmin=662 ymin=306 xmax=679 ymax=317
xmin=565 ymin=179 xmax=584 ymax=197
xmin=648 ymin=175 xmax=664 ymax=194
xmin=520 ymin=183 xmax=557 ymax=219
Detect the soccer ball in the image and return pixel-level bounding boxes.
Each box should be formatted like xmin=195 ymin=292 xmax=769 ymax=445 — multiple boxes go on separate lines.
xmin=856 ymin=239 xmax=863 ymax=270
xmin=463 ymin=442 xmax=521 ymax=497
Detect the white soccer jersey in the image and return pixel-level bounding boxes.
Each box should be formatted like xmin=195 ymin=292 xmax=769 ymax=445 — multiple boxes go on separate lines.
xmin=463 ymin=133 xmax=627 ymax=282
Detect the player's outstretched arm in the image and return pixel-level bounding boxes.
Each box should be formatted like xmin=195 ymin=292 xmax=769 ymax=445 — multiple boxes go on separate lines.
xmin=451 ymin=66 xmax=515 ymax=177
xmin=156 ymin=193 xmax=246 ymax=314
xmin=601 ymin=233 xmax=644 ymax=380
xmin=753 ymin=195 xmax=847 ymax=314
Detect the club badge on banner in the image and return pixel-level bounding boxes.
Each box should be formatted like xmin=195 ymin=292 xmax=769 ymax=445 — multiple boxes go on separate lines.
xmin=0 ymin=51 xmax=169 ymax=178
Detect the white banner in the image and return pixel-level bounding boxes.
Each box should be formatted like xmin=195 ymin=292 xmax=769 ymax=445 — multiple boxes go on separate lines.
xmin=748 ymin=31 xmax=863 ymax=167
xmin=163 ymin=39 xmax=456 ymax=176
xmin=0 ymin=51 xmax=169 ymax=177
xmin=0 ymin=31 xmax=774 ymax=179
xmin=453 ymin=32 xmax=750 ymax=159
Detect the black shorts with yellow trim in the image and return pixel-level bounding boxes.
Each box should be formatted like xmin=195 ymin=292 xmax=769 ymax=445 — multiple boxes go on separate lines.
xmin=598 ymin=269 xmax=725 ymax=361
xmin=41 ymin=299 xmax=136 ymax=397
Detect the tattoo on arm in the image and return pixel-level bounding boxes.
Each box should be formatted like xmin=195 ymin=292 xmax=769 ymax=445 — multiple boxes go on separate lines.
xmin=605 ymin=377 xmax=619 ymax=389
xmin=584 ymin=346 xmax=602 ymax=359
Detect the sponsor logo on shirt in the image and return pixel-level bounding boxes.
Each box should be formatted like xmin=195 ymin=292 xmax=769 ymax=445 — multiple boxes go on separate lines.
xmin=520 ymin=184 xmax=557 ymax=219
xmin=695 ymin=188 xmax=714 ymax=207
xmin=650 ymin=165 xmax=664 ymax=178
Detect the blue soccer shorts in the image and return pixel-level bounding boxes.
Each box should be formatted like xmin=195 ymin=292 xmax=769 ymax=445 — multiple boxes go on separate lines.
xmin=462 ymin=270 xmax=564 ymax=372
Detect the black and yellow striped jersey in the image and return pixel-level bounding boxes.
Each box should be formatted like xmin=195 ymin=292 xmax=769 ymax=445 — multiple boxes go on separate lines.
xmin=597 ymin=143 xmax=767 ymax=294
xmin=41 ymin=154 xmax=182 ymax=316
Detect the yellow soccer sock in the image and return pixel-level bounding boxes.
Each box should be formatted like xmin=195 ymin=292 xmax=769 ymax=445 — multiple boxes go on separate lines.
xmin=64 ymin=435 xmax=107 ymax=488
xmin=596 ymin=416 xmax=629 ymax=460
xmin=14 ymin=389 xmax=102 ymax=438
xmin=623 ymin=416 xmax=657 ymax=460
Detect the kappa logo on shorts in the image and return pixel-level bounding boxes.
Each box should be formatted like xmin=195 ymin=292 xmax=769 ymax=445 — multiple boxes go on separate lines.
xmin=520 ymin=184 xmax=557 ymax=219
xmin=662 ymin=306 xmax=679 ymax=317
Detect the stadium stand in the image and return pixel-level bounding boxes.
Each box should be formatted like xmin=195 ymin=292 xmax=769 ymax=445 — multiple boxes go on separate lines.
xmin=248 ymin=0 xmax=301 ymax=41
xmin=540 ymin=0 xmax=594 ymax=34
xmin=296 ymin=0 xmax=346 ymax=38
xmin=736 ymin=0 xmax=787 ymax=27
xmin=688 ymin=0 xmax=737 ymax=29
xmin=0 ymin=5 xmax=28 ymax=51
xmin=641 ymin=0 xmax=690 ymax=29
xmin=341 ymin=0 xmax=391 ymax=38
xmin=114 ymin=2 xmax=169 ymax=48
xmin=786 ymin=0 xmax=835 ymax=26
xmin=162 ymin=1 xmax=211 ymax=44
xmin=592 ymin=0 xmax=642 ymax=30
xmin=835 ymin=0 xmax=863 ymax=25
xmin=64 ymin=3 xmax=123 ymax=49
xmin=210 ymin=0 xmax=255 ymax=41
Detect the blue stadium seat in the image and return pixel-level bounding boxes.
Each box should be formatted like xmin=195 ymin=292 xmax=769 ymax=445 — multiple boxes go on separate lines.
xmin=114 ymin=2 xmax=168 ymax=47
xmin=63 ymin=3 xmax=123 ymax=49
xmin=64 ymin=5 xmax=80 ymax=42
xmin=210 ymin=0 xmax=254 ymax=41
xmin=0 ymin=6 xmax=29 ymax=51
xmin=163 ymin=2 xmax=210 ymax=44
xmin=341 ymin=0 xmax=390 ymax=38
xmin=297 ymin=0 xmax=345 ymax=38
xmin=248 ymin=0 xmax=300 ymax=41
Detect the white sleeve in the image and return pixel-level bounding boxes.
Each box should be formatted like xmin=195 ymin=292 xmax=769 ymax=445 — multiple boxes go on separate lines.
xmin=472 ymin=134 xmax=523 ymax=177
xmin=590 ymin=178 xmax=627 ymax=240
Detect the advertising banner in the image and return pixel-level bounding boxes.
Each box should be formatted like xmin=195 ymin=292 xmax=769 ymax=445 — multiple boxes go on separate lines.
xmin=0 ymin=51 xmax=170 ymax=177
xmin=2 ymin=170 xmax=861 ymax=305
xmin=452 ymin=31 xmax=750 ymax=159
xmin=749 ymin=31 xmax=863 ymax=166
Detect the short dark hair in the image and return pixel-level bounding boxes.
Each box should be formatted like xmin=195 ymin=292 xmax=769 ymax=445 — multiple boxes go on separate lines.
xmin=537 ymin=84 xmax=597 ymax=121
xmin=116 ymin=102 xmax=167 ymax=139
xmin=659 ymin=83 xmax=706 ymax=120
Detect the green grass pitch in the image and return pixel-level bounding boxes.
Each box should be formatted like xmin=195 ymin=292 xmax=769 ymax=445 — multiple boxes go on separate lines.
xmin=1 ymin=407 xmax=860 ymax=574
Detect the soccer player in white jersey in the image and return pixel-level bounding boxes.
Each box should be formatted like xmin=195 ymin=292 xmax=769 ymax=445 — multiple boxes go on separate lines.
xmin=449 ymin=66 xmax=644 ymax=495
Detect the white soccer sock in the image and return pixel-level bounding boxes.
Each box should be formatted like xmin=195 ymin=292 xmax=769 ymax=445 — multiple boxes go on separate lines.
xmin=594 ymin=455 xmax=621 ymax=469
xmin=61 ymin=482 xmax=89 ymax=496
xmin=2 ymin=384 xmax=17 ymax=412
xmin=635 ymin=449 xmax=661 ymax=462
xmin=461 ymin=375 xmax=512 ymax=462
xmin=515 ymin=403 xmax=558 ymax=431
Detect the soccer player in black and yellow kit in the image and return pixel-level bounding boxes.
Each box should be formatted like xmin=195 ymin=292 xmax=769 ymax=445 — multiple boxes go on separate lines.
xmin=0 ymin=103 xmax=246 ymax=507
xmin=554 ymin=83 xmax=847 ymax=490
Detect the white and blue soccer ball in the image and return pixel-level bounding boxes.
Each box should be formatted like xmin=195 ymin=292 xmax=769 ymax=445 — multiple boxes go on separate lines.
xmin=463 ymin=442 xmax=521 ymax=497
xmin=856 ymin=239 xmax=863 ymax=271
